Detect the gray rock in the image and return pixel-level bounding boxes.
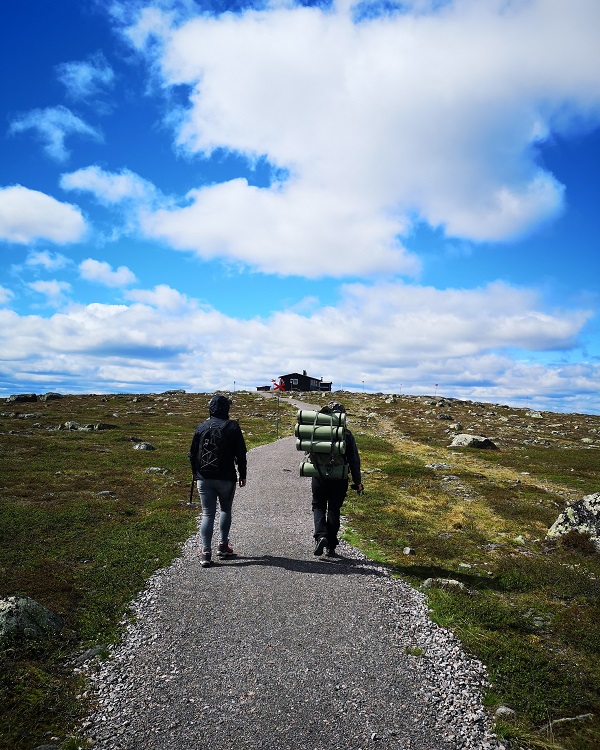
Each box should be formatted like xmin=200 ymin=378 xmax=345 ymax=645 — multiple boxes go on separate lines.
xmin=7 ymin=393 xmax=38 ymax=403
xmin=59 ymin=421 xmax=80 ymax=431
xmin=74 ymin=644 xmax=109 ymax=665
xmin=422 ymin=578 xmax=467 ymax=591
xmin=133 ymin=442 xmax=155 ymax=451
xmin=449 ymin=434 xmax=498 ymax=450
xmin=546 ymin=492 xmax=600 ymax=547
xmin=0 ymin=596 xmax=63 ymax=642
xmin=39 ymin=392 xmax=62 ymax=402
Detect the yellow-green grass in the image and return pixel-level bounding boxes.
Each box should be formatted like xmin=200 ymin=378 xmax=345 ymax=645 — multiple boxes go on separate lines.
xmin=2 ymin=389 xmax=600 ymax=750
xmin=0 ymin=391 xmax=296 ymax=750
xmin=334 ymin=392 xmax=600 ymax=750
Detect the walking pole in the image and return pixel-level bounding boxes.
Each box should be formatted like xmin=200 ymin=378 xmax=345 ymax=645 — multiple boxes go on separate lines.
xmin=189 ymin=477 xmax=195 ymax=504
xmin=276 ymin=395 xmax=280 ymax=439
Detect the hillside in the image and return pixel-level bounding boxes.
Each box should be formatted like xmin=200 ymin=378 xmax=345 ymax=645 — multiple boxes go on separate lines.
xmin=1 ymin=390 xmax=599 ymax=750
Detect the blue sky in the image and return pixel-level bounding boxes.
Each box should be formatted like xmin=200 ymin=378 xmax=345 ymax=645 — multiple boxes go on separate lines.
xmin=1 ymin=0 xmax=599 ymax=413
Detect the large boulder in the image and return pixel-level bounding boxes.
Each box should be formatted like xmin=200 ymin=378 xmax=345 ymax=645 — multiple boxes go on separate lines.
xmin=449 ymin=434 xmax=498 ymax=450
xmin=0 ymin=596 xmax=63 ymax=642
xmin=7 ymin=393 xmax=38 ymax=403
xmin=547 ymin=493 xmax=600 ymax=549
xmin=39 ymin=392 xmax=63 ymax=402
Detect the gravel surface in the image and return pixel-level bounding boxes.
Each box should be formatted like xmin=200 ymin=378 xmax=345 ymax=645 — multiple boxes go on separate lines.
xmin=81 ymin=433 xmax=505 ymax=750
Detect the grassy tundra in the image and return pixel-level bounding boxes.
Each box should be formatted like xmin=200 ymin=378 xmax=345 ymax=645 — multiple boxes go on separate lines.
xmin=1 ymin=390 xmax=599 ymax=750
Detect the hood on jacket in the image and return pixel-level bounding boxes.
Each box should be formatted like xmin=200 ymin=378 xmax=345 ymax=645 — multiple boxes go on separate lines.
xmin=208 ymin=394 xmax=231 ymax=419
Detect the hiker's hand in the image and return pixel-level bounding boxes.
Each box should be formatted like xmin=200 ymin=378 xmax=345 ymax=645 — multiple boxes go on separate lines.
xmin=352 ymin=483 xmax=364 ymax=495
xmin=239 ymin=478 xmax=247 ymax=487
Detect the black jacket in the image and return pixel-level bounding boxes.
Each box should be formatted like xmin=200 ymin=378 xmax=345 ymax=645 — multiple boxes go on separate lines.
xmin=344 ymin=430 xmax=362 ymax=486
xmin=189 ymin=416 xmax=247 ymax=482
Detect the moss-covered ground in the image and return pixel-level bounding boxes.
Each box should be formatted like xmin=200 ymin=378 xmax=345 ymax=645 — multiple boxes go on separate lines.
xmin=1 ymin=390 xmax=599 ymax=749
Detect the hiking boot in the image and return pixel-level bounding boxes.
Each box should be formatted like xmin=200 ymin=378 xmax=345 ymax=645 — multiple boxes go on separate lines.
xmin=217 ymin=542 xmax=235 ymax=557
xmin=201 ymin=550 xmax=212 ymax=568
xmin=314 ymin=537 xmax=328 ymax=556
xmin=325 ymin=547 xmax=337 ymax=557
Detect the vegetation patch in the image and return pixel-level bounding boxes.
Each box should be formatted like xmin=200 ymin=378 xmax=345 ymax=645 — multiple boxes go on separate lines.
xmin=0 ymin=391 xmax=295 ymax=750
xmin=2 ymin=389 xmax=599 ymax=749
xmin=337 ymin=391 xmax=600 ymax=750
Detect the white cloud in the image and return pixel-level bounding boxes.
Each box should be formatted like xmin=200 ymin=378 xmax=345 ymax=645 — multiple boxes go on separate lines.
xmin=79 ymin=258 xmax=138 ymax=287
xmin=61 ymin=165 xmax=157 ymax=205
xmin=141 ymin=179 xmax=418 ymax=277
xmin=25 ymin=250 xmax=71 ymax=271
xmin=0 ymin=185 xmax=86 ymax=244
xmin=56 ymin=51 xmax=115 ymax=101
xmin=0 ymin=285 xmax=15 ymax=307
xmin=9 ymin=105 xmax=102 ymax=161
xmin=28 ymin=279 xmax=72 ymax=307
xmin=0 ymin=279 xmax=595 ymax=412
xmin=123 ymin=0 xmax=600 ymax=276
xmin=125 ymin=284 xmax=191 ymax=310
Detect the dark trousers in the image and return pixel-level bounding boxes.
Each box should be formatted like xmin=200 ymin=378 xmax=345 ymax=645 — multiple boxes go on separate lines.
xmin=311 ymin=477 xmax=348 ymax=549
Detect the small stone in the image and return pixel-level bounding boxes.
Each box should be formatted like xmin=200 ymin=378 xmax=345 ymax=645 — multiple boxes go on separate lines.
xmin=133 ymin=442 xmax=155 ymax=451
xmin=495 ymin=706 xmax=516 ymax=718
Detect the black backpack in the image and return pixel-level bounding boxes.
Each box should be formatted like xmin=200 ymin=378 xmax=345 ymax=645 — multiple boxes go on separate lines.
xmin=197 ymin=420 xmax=230 ymax=476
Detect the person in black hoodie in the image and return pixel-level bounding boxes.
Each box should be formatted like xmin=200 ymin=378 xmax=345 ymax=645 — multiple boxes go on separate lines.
xmin=312 ymin=401 xmax=363 ymax=557
xmin=189 ymin=394 xmax=247 ymax=568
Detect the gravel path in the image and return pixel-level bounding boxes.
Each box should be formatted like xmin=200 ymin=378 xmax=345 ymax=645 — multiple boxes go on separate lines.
xmin=82 ymin=431 xmax=504 ymax=750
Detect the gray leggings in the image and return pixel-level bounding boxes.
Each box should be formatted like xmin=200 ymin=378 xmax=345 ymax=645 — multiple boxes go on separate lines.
xmin=197 ymin=478 xmax=236 ymax=551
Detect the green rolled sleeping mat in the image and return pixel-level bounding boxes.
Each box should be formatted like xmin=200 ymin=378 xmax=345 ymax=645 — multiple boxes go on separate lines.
xmin=296 ymin=410 xmax=346 ymax=427
xmin=299 ymin=461 xmax=349 ymax=480
xmin=294 ymin=424 xmax=345 ymax=440
xmin=295 ymin=439 xmax=346 ymax=454
xmin=296 ymin=407 xmax=349 ymax=480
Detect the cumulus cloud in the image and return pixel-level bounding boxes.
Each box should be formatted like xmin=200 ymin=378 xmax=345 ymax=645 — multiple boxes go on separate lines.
xmin=25 ymin=250 xmax=71 ymax=271
xmin=124 ymin=284 xmax=192 ymax=310
xmin=0 ymin=185 xmax=86 ymax=244
xmin=119 ymin=0 xmax=600 ymax=277
xmin=141 ymin=179 xmax=418 ymax=277
xmin=9 ymin=105 xmax=102 ymax=161
xmin=0 ymin=285 xmax=15 ymax=307
xmin=56 ymin=51 xmax=115 ymax=101
xmin=61 ymin=165 xmax=157 ymax=205
xmin=0 ymin=279 xmax=595 ymax=411
xmin=28 ymin=279 xmax=72 ymax=307
xmin=79 ymin=258 xmax=138 ymax=287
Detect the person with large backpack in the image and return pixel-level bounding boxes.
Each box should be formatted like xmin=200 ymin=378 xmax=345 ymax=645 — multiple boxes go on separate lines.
xmin=189 ymin=394 xmax=247 ymax=568
xmin=298 ymin=401 xmax=363 ymax=557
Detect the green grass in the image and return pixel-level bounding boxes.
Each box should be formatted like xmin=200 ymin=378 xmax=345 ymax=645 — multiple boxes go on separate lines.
xmin=0 ymin=391 xmax=296 ymax=750
xmin=336 ymin=392 xmax=600 ymax=750
xmin=2 ymin=389 xmax=600 ymax=750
